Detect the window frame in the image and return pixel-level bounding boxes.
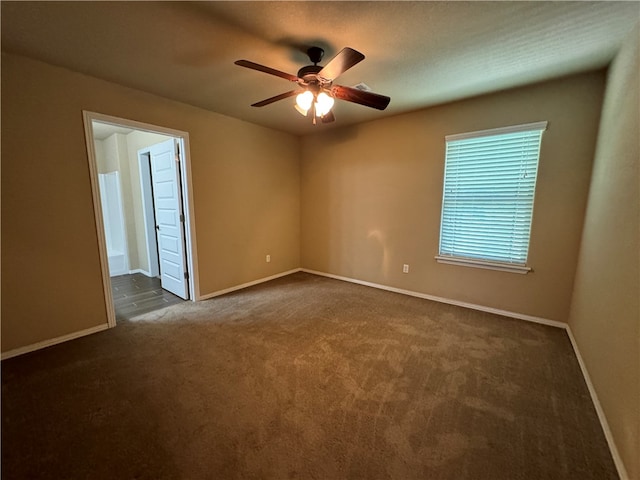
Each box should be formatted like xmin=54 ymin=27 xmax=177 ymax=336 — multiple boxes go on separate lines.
xmin=435 ymin=121 xmax=548 ymax=274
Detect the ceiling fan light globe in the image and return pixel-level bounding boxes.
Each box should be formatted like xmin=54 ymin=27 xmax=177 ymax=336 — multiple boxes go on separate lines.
xmin=296 ymin=91 xmax=313 ymax=110
xmin=294 ymin=104 xmax=308 ymax=116
xmin=315 ymin=92 xmax=335 ymax=116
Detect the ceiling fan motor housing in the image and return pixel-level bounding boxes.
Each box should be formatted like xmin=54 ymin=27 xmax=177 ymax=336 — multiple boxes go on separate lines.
xmin=297 ymin=47 xmax=328 ymax=85
xmin=297 ymin=64 xmax=323 ymax=82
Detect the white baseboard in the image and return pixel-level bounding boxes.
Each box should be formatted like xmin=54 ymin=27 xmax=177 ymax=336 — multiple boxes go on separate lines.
xmin=128 ymin=268 xmax=153 ymax=277
xmin=565 ymin=326 xmax=628 ymax=480
xmin=1 ymin=323 xmax=111 ymax=361
xmin=198 ymin=268 xmax=303 ymax=301
xmin=301 ymin=269 xmax=565 ymax=328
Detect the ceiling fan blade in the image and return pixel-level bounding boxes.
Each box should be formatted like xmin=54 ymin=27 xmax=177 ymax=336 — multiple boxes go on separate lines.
xmin=331 ymin=85 xmax=391 ymax=110
xmin=235 ymin=60 xmax=300 ymax=82
xmin=321 ymin=111 xmax=336 ymax=123
xmin=318 ymin=47 xmax=365 ymax=81
xmin=251 ymin=90 xmax=300 ymax=107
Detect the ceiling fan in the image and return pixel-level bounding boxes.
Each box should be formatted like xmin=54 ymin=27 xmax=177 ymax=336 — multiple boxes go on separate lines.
xmin=234 ymin=46 xmax=390 ymax=124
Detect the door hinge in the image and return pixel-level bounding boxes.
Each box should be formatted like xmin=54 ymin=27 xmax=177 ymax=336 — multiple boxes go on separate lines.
xmin=184 ymin=271 xmax=189 ymax=280
xmin=179 ymin=214 xmax=185 ymax=223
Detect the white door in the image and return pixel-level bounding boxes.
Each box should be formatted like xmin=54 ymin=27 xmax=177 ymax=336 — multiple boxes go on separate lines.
xmin=149 ymin=139 xmax=189 ymax=299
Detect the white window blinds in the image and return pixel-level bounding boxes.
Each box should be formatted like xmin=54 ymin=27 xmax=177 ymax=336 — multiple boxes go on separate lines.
xmin=437 ymin=121 xmax=547 ymax=272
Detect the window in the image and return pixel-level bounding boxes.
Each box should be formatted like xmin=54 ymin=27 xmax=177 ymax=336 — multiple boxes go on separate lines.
xmin=436 ymin=121 xmax=547 ymax=274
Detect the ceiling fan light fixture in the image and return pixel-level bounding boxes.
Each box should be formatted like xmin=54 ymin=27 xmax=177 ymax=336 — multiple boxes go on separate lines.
xmin=296 ymin=90 xmax=313 ymax=113
xmin=315 ymin=92 xmax=334 ymax=117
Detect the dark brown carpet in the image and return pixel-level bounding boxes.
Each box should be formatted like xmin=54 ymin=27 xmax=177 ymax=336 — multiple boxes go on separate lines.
xmin=1 ymin=272 xmax=617 ymax=479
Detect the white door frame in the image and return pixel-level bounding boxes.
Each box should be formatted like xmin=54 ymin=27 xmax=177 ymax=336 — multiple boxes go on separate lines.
xmin=83 ymin=111 xmax=200 ymax=328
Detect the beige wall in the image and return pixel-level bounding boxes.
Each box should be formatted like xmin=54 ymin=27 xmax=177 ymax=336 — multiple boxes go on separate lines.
xmin=568 ymin=27 xmax=639 ymax=479
xmin=1 ymin=52 xmax=300 ymax=353
xmin=94 ymin=138 xmax=110 ymax=173
xmin=101 ymin=133 xmax=141 ymax=268
xmin=301 ymin=71 xmax=606 ymax=322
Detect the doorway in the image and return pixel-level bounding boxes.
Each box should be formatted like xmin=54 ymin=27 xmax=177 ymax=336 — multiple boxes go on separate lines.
xmin=83 ymin=111 xmax=199 ymax=326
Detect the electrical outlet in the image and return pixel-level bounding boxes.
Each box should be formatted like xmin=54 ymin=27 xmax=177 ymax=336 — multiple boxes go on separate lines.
xmin=266 ymin=254 xmax=271 ymax=263
xmin=403 ymin=264 xmax=409 ymax=273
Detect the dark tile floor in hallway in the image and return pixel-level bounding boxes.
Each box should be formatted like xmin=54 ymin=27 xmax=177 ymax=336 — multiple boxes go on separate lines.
xmin=111 ymin=273 xmax=184 ymax=321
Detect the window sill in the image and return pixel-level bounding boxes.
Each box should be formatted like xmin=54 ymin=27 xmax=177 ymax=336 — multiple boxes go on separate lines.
xmin=435 ymin=255 xmax=531 ymax=274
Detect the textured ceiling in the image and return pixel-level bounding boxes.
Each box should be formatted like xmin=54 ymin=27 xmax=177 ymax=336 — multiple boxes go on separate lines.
xmin=2 ymin=1 xmax=638 ymax=135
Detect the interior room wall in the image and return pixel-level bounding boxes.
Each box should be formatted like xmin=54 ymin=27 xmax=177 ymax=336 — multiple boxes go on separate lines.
xmin=95 ymin=130 xmax=175 ymax=275
xmin=1 ymin=52 xmax=300 ymax=353
xmin=301 ymin=71 xmax=606 ymax=322
xmin=567 ymin=26 xmax=639 ymax=479
xmin=94 ymin=133 xmax=145 ymax=273
xmin=103 ymin=132 xmax=141 ymax=269
xmin=93 ymin=138 xmax=109 ymax=173
xmin=123 ymin=130 xmax=173 ymax=274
